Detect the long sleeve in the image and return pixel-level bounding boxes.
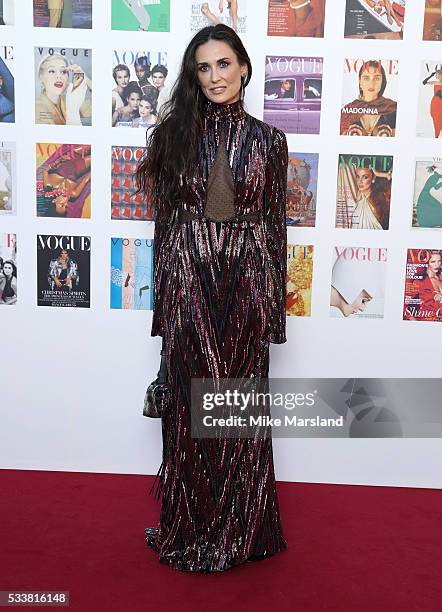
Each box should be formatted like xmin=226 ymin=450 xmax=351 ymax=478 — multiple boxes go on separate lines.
xmin=262 ymin=127 xmax=288 ymax=344
xmin=151 ymin=198 xmax=173 ymax=338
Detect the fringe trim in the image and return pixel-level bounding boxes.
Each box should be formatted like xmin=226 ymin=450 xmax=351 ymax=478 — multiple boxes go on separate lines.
xmin=148 ymin=459 xmax=165 ymax=502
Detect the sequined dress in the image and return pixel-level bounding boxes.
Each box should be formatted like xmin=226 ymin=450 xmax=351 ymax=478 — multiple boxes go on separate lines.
xmin=145 ymin=97 xmax=288 ymax=572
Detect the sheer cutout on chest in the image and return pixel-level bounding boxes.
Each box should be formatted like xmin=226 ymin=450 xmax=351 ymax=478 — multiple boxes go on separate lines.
xmin=203 ymin=130 xmax=235 ymax=223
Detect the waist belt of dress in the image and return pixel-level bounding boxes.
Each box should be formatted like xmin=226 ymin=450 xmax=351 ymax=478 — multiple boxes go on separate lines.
xmin=177 ymin=208 xmax=261 ymax=224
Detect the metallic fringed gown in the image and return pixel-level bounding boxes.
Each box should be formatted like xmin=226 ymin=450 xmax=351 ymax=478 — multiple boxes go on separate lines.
xmin=145 ymin=98 xmax=288 ymax=572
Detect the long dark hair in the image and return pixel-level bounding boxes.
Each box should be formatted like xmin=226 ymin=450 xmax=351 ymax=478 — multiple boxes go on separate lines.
xmin=135 ymin=24 xmax=252 ymax=216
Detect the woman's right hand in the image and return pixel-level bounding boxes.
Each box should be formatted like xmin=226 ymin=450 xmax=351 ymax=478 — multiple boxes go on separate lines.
xmin=65 ymin=70 xmax=89 ymax=125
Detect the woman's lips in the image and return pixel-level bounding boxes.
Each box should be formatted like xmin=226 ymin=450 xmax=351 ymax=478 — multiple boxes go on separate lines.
xmin=211 ymin=86 xmax=226 ymax=93
xmin=54 ymin=82 xmax=64 ymax=88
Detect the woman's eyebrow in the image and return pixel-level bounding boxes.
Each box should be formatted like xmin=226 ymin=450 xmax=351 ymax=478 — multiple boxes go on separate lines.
xmin=197 ymin=57 xmax=231 ymax=66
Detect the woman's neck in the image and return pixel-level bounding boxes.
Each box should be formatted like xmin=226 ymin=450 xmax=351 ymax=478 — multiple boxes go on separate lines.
xmin=204 ymin=97 xmax=246 ymax=122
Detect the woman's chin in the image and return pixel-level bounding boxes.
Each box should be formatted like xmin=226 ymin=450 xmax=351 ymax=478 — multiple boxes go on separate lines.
xmin=206 ymin=90 xmax=239 ymax=105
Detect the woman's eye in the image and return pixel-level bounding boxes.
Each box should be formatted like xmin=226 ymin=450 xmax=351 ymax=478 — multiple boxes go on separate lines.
xmin=220 ymin=61 xmax=229 ymax=68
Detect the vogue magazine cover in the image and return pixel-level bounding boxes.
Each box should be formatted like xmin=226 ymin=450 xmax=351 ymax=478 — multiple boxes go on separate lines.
xmin=33 ymin=0 xmax=92 ymax=28
xmin=34 ymin=47 xmax=92 ymax=126
xmin=287 ymin=152 xmax=318 ymax=227
xmin=37 ymin=235 xmax=91 ymax=308
xmin=422 ymin=0 xmax=442 ymax=41
xmin=336 ymin=154 xmax=393 ymax=230
xmin=286 ymin=244 xmax=314 ymax=317
xmin=344 ymin=0 xmax=405 ymax=39
xmin=0 ymin=45 xmax=14 ymax=123
xmin=190 ymin=0 xmax=247 ymax=34
xmin=340 ymin=58 xmax=398 ymax=137
xmin=0 ymin=232 xmax=17 ymax=305
xmin=330 ymin=246 xmax=387 ymax=318
xmin=267 ymin=0 xmax=326 ymax=37
xmin=112 ymin=0 xmax=170 ymax=32
xmin=417 ymin=61 xmax=442 ymax=139
xmin=412 ymin=159 xmax=442 ymax=228
xmin=36 ymin=143 xmax=91 ymax=218
xmin=403 ymin=249 xmax=442 ymax=322
xmin=264 ymin=55 xmax=323 ymax=134
xmin=111 ymin=146 xmax=151 ymax=220
xmin=112 ymin=49 xmax=168 ymax=127
xmin=0 ymin=141 xmax=15 ymax=214
xmin=110 ymin=238 xmax=154 ymax=310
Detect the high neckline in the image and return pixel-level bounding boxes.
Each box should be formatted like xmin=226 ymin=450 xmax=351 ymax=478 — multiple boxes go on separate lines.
xmin=204 ymin=97 xmax=246 ymax=122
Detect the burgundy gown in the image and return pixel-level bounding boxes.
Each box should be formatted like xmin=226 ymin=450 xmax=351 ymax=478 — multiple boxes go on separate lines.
xmin=145 ymin=97 xmax=288 ymax=572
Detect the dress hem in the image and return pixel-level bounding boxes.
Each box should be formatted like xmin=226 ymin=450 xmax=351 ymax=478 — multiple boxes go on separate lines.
xmin=144 ymin=527 xmax=288 ymax=573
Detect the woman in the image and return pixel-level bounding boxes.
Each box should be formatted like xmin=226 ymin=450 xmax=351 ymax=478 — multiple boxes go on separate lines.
xmin=0 ymin=73 xmax=14 ymax=123
xmin=0 ymin=259 xmax=17 ymax=304
xmin=136 ymin=24 xmax=288 ymax=572
xmin=112 ymin=81 xmax=142 ymax=126
xmin=48 ymin=249 xmax=78 ymax=291
xmin=39 ymin=146 xmax=92 ymax=217
xmin=121 ymin=0 xmax=157 ymax=32
xmin=330 ymin=249 xmax=386 ymax=318
xmin=405 ymin=250 xmax=442 ymax=321
xmin=340 ymin=60 xmax=397 ymax=137
xmin=287 ymin=0 xmax=325 ymax=37
xmin=151 ymin=64 xmax=169 ymax=113
xmin=35 ymin=53 xmax=92 ymax=126
xmin=339 ymin=162 xmax=392 ymax=229
xmin=423 ymin=0 xmax=442 ymax=41
xmin=131 ymin=95 xmax=156 ymax=127
xmin=201 ymin=1 xmax=239 ymax=32
xmin=47 ymin=0 xmax=64 ymax=28
xmin=112 ymin=64 xmax=130 ymax=113
xmin=0 ymin=152 xmax=12 ymax=211
xmin=416 ymin=165 xmax=442 ymax=227
xmin=422 ymin=67 xmax=442 ymax=139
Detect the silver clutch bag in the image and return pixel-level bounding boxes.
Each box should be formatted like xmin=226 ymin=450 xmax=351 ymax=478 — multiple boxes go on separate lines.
xmin=143 ymin=347 xmax=168 ymax=418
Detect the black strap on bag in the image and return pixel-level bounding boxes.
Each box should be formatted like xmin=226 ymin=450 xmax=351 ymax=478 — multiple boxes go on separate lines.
xmin=157 ymin=346 xmax=168 ymax=385
xmin=143 ymin=339 xmax=169 ymax=418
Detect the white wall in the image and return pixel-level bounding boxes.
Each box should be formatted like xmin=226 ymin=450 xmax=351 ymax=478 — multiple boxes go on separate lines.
xmin=0 ymin=0 xmax=441 ymax=488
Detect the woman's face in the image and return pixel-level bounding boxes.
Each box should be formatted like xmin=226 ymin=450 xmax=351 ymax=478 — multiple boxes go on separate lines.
xmin=3 ymin=263 xmax=13 ymax=276
xmin=436 ymin=70 xmax=442 ymax=82
xmin=350 ymin=289 xmax=372 ymax=314
xmin=138 ymin=99 xmax=152 ymax=118
xmin=152 ymin=71 xmax=165 ymax=89
xmin=195 ymin=39 xmax=246 ymax=105
xmin=281 ymin=79 xmax=291 ymax=91
xmin=355 ymin=168 xmax=374 ymax=193
xmin=60 ymin=250 xmax=69 ymax=262
xmin=127 ymin=92 xmax=141 ymax=110
xmin=135 ymin=64 xmax=148 ymax=81
xmin=40 ymin=58 xmax=69 ymax=96
xmin=428 ymin=254 xmax=442 ymax=273
xmin=359 ymin=66 xmax=383 ymax=101
xmin=115 ymin=69 xmax=130 ymax=88
xmin=54 ymin=195 xmax=69 ymax=214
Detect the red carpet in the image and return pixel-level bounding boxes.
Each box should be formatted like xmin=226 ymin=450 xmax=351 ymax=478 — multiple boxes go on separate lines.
xmin=0 ymin=469 xmax=440 ymax=611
